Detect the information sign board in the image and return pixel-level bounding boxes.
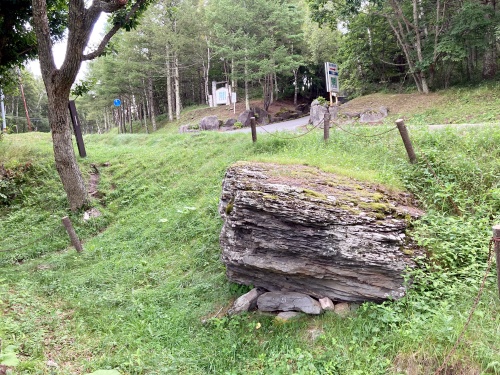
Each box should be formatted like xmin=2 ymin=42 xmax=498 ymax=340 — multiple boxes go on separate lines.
xmin=324 ymin=62 xmax=339 ymax=93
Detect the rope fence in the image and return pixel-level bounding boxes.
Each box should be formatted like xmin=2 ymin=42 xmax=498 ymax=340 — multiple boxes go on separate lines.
xmin=333 ymin=122 xmax=398 ymax=139
xmin=432 ymin=237 xmax=497 ymax=375
xmin=249 ymin=111 xmax=499 ymax=374
xmin=252 ymin=116 xmax=325 ymax=140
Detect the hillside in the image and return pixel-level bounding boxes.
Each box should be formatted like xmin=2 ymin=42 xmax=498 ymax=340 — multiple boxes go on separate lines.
xmin=0 ymin=88 xmax=499 ymax=375
xmin=174 ymin=84 xmax=500 ymax=133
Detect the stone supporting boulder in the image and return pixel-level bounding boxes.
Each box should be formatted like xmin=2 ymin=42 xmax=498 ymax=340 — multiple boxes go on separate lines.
xmin=257 ymin=292 xmax=322 ymax=315
xmin=228 ymin=288 xmax=265 ymax=315
xmin=219 ymin=162 xmax=423 ymax=303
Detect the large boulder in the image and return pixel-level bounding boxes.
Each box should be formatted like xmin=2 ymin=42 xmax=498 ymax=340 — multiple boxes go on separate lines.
xmin=309 ymin=99 xmax=328 ymax=126
xmin=237 ymin=110 xmax=254 ymax=127
xmin=219 ymin=162 xmax=423 ymax=303
xmin=309 ymin=100 xmax=338 ymax=127
xmin=250 ymin=107 xmax=271 ymax=125
xmin=200 ymin=116 xmax=221 ymax=131
xmin=237 ymin=107 xmax=270 ymax=127
xmin=359 ymin=107 xmax=389 ymax=123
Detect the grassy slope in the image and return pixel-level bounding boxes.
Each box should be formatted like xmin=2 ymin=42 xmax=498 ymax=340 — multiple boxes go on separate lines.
xmin=1 ymin=85 xmax=500 ymax=375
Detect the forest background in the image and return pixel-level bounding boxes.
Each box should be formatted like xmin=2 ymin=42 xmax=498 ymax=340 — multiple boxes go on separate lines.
xmin=1 ymin=0 xmax=498 ymax=134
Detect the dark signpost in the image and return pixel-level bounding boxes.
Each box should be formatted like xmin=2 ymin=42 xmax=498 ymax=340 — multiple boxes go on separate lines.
xmin=68 ymin=100 xmax=87 ymax=158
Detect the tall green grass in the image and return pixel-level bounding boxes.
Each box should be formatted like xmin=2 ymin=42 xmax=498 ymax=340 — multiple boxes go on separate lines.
xmin=0 ymin=122 xmax=499 ymax=374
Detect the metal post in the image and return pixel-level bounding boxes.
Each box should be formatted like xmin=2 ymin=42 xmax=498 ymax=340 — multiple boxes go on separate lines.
xmin=396 ymin=119 xmax=417 ymax=164
xmin=324 ymin=112 xmax=330 ymax=142
xmin=68 ymin=100 xmax=87 ymax=158
xmin=250 ymin=116 xmax=257 ymax=143
xmin=62 ymin=216 xmax=83 ymax=253
xmin=493 ymin=225 xmax=500 ymax=299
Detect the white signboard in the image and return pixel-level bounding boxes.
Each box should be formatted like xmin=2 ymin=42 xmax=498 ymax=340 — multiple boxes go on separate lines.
xmin=325 ymin=62 xmax=339 ymax=93
xmin=216 ymin=87 xmax=228 ymax=105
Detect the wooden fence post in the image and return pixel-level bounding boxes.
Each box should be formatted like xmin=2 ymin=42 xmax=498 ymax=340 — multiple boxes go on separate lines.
xmin=324 ymin=112 xmax=330 ymax=142
xmin=396 ymin=119 xmax=417 ymax=164
xmin=62 ymin=216 xmax=83 ymax=253
xmin=250 ymin=117 xmax=257 ymax=143
xmin=493 ymin=225 xmax=500 ymax=299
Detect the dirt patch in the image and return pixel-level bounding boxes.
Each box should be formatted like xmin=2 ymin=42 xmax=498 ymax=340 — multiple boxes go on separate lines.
xmin=341 ymin=92 xmax=445 ymax=118
xmin=393 ymin=352 xmax=481 ymax=375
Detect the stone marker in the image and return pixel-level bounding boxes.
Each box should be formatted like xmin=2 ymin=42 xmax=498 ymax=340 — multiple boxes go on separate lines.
xmin=219 ymin=162 xmax=423 ymax=303
xmin=257 ymin=292 xmax=323 ymax=315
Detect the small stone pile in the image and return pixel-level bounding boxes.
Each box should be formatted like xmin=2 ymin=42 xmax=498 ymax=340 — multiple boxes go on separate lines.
xmin=229 ymin=288 xmax=356 ymax=321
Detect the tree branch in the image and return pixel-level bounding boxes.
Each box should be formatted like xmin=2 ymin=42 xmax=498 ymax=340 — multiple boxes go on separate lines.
xmin=83 ymin=0 xmax=147 ymax=61
xmin=99 ymin=0 xmax=128 ymax=13
xmin=377 ymin=57 xmax=408 ymax=67
xmin=31 ymin=0 xmax=57 ymax=78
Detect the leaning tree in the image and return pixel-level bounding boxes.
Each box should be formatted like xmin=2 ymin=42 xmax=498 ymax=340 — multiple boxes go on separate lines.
xmin=32 ymin=0 xmax=150 ymax=210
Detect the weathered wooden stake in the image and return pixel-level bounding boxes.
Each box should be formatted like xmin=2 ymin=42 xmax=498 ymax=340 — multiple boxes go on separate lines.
xmin=493 ymin=225 xmax=500 ymax=299
xmin=62 ymin=216 xmax=83 ymax=252
xmin=396 ymin=119 xmax=417 ymax=164
xmin=68 ymin=100 xmax=87 ymax=158
xmin=250 ymin=116 xmax=257 ymax=143
xmin=324 ymin=112 xmax=330 ymax=142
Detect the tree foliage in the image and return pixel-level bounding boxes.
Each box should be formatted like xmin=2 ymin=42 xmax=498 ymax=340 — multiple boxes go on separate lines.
xmin=308 ymin=0 xmax=499 ymax=94
xmin=0 ymin=0 xmax=66 ymax=80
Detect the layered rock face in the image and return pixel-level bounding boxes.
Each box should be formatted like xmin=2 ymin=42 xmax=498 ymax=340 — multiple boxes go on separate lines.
xmin=219 ymin=162 xmax=423 ymax=303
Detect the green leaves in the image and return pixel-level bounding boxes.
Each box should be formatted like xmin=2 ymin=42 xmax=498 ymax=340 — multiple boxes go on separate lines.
xmin=0 ymin=345 xmax=19 ymax=367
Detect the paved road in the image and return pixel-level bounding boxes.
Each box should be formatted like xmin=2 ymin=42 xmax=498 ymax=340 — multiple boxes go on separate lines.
xmin=231 ymin=116 xmax=310 ymax=134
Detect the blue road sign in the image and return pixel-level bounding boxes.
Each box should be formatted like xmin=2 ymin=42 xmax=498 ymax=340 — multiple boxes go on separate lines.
xmin=113 ymin=99 xmax=121 ymax=107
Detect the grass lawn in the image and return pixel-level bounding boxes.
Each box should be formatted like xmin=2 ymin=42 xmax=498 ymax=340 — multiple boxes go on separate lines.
xmin=1 ymin=85 xmax=500 ymax=374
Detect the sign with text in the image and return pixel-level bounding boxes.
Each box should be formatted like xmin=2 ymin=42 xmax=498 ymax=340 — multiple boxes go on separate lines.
xmin=216 ymin=87 xmax=228 ymax=105
xmin=325 ymin=62 xmax=339 ymax=93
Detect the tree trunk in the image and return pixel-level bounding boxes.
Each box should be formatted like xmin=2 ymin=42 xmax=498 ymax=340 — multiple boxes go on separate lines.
xmin=483 ymin=0 xmax=497 ymax=79
xmin=203 ymin=41 xmax=210 ymax=105
xmin=166 ymin=45 xmax=174 ymax=122
xmin=293 ymin=69 xmax=299 ymax=106
xmin=244 ymin=53 xmax=250 ymax=111
xmin=147 ymin=76 xmax=157 ymax=131
xmin=128 ymin=100 xmax=133 ymax=133
xmin=47 ymin=91 xmax=88 ymax=211
xmin=411 ymin=0 xmax=429 ymax=93
xmin=263 ymin=74 xmax=272 ymax=111
xmin=143 ymin=101 xmax=149 ymax=134
xmin=174 ymin=52 xmax=181 ymax=120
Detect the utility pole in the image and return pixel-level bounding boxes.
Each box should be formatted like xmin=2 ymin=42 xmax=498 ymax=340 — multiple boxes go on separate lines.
xmin=0 ymin=88 xmax=6 ymax=132
xmin=17 ymin=68 xmax=32 ymax=132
